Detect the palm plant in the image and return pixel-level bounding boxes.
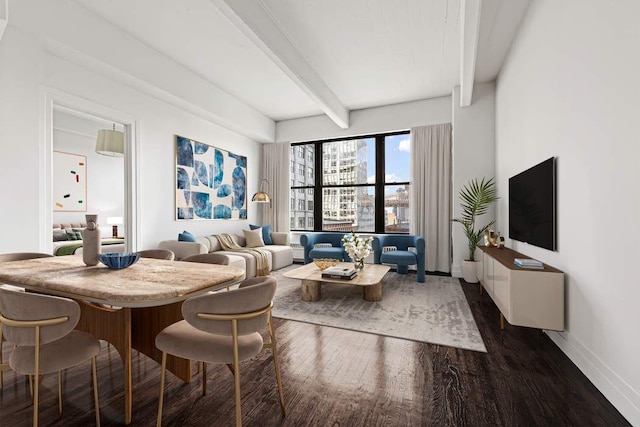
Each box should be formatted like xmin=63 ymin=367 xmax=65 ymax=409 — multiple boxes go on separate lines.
xmin=453 ymin=177 xmax=498 ymax=261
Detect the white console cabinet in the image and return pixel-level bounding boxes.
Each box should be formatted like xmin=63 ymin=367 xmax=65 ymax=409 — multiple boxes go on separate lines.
xmin=475 ymin=246 xmax=564 ymax=331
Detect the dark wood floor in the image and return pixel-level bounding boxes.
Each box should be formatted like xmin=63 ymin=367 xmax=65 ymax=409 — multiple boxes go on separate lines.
xmin=0 ymin=279 xmax=629 ymax=426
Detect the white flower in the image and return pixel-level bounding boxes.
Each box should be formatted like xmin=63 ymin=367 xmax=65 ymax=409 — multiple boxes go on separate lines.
xmin=341 ymin=231 xmax=373 ymax=261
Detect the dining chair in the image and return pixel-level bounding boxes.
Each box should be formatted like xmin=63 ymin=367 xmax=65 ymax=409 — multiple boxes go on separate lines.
xmin=0 ymin=288 xmax=101 ymax=427
xmin=138 ymin=249 xmax=175 ymax=261
xmin=0 ymin=252 xmax=53 ymax=389
xmin=155 ymin=276 xmax=285 ymax=427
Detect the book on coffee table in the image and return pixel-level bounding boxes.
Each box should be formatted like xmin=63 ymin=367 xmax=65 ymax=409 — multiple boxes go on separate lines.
xmin=322 ymin=266 xmax=357 ymax=280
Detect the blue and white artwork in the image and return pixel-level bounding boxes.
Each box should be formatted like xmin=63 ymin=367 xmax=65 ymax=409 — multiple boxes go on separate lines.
xmin=175 ymin=136 xmax=247 ymax=220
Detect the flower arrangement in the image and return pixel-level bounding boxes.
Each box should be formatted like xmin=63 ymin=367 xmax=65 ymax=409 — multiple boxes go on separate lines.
xmin=341 ymin=231 xmax=373 ymax=270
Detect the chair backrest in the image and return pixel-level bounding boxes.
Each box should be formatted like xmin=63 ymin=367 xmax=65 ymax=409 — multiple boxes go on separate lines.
xmin=138 ymin=249 xmax=175 ymax=261
xmin=182 ymin=253 xmax=230 ymax=265
xmin=0 ymin=253 xmax=53 ymax=262
xmin=373 ymin=235 xmax=425 ymax=253
xmin=182 ymin=276 xmax=276 ymax=336
xmin=0 ymin=288 xmax=80 ymax=346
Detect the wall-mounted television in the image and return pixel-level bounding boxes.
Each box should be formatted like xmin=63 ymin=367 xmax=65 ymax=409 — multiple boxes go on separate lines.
xmin=508 ymin=157 xmax=556 ymax=251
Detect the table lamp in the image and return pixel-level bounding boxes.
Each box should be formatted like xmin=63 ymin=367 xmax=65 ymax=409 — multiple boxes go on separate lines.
xmin=107 ymin=216 xmax=123 ymax=238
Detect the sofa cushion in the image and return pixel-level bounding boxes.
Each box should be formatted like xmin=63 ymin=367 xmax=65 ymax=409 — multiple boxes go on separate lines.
xmin=262 ymin=245 xmax=294 ymax=270
xmin=178 ymin=230 xmax=197 ymax=242
xmin=249 ymin=224 xmax=272 ymax=245
xmin=243 ymin=229 xmax=265 ymax=248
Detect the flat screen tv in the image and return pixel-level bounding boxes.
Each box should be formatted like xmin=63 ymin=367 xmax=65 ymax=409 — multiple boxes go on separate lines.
xmin=508 ymin=157 xmax=556 ymax=251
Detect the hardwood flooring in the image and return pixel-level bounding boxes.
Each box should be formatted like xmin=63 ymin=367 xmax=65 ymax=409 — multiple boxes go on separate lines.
xmin=0 ymin=279 xmax=629 ymax=426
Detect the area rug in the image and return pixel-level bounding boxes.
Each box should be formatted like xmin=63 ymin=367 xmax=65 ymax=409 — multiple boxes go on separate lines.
xmin=270 ymin=266 xmax=487 ymax=353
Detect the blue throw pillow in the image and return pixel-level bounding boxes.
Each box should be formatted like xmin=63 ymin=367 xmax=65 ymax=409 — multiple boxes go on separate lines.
xmin=249 ymin=224 xmax=272 ymax=245
xmin=178 ymin=230 xmax=197 ymax=242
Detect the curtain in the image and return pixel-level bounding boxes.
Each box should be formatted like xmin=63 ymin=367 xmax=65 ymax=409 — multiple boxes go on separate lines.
xmin=410 ymin=123 xmax=452 ymax=273
xmin=261 ymin=142 xmax=290 ymax=232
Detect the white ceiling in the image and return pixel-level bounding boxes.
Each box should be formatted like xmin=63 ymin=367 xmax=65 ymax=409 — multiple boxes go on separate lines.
xmin=72 ymin=0 xmax=530 ymax=124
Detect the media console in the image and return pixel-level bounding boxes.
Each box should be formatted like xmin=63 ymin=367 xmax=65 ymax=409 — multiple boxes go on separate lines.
xmin=475 ymin=246 xmax=564 ymax=331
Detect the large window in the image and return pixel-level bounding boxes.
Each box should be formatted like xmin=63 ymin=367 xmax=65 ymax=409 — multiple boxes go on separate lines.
xmin=290 ymin=131 xmax=410 ymax=233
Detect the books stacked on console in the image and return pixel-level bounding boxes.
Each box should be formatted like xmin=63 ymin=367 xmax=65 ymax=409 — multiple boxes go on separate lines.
xmin=322 ymin=266 xmax=357 ymax=280
xmin=514 ymin=258 xmax=544 ymax=269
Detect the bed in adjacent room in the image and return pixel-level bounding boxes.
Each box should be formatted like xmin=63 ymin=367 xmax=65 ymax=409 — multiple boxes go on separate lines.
xmin=52 ymin=222 xmax=125 ymax=256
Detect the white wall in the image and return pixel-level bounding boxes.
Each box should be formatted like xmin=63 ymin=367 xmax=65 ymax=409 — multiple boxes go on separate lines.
xmin=276 ymin=97 xmax=452 ymax=142
xmin=496 ymin=1 xmax=640 ymax=424
xmin=451 ymin=83 xmax=496 ymax=277
xmin=0 ymin=26 xmax=263 ymax=253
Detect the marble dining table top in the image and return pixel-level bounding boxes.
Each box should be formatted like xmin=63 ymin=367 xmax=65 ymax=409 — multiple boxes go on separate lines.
xmin=0 ymin=255 xmax=245 ymax=307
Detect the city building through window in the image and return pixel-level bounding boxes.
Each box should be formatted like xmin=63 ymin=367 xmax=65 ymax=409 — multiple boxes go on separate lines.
xmin=290 ymin=131 xmax=410 ymax=233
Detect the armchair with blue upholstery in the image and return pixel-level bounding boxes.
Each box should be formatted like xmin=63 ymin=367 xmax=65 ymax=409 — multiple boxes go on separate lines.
xmin=373 ymin=234 xmax=425 ymax=283
xmin=300 ymin=233 xmax=349 ymax=264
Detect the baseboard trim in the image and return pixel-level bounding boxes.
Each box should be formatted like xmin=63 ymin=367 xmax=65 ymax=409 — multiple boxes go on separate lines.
xmin=451 ymin=265 xmax=462 ymax=278
xmin=547 ymin=330 xmax=639 ymax=426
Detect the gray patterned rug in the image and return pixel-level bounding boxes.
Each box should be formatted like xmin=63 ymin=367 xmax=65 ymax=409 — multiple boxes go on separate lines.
xmin=270 ymin=265 xmax=487 ymax=353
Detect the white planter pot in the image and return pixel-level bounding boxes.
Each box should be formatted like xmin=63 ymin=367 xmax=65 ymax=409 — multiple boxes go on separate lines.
xmin=462 ymin=260 xmax=479 ymax=283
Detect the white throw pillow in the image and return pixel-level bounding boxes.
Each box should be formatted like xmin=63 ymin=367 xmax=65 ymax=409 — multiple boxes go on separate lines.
xmin=243 ymin=228 xmax=265 ymax=248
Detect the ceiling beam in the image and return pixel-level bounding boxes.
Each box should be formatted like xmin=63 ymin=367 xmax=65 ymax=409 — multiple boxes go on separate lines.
xmin=0 ymin=0 xmax=8 ymax=43
xmin=211 ymin=0 xmax=350 ymax=129
xmin=460 ymin=0 xmax=482 ymax=107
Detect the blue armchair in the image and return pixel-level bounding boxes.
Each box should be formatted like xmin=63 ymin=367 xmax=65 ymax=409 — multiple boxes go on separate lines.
xmin=300 ymin=233 xmax=349 ymax=264
xmin=373 ymin=235 xmax=425 ymax=283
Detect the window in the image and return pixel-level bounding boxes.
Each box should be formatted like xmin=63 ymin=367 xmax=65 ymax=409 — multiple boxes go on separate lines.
xmin=289 ymin=131 xmax=410 ymax=233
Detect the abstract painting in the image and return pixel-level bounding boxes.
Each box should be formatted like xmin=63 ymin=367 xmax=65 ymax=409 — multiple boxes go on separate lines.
xmin=53 ymin=151 xmax=87 ymax=212
xmin=175 ymin=135 xmax=247 ymax=220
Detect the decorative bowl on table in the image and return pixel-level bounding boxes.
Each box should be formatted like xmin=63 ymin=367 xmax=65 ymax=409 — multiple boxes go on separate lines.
xmin=98 ymin=252 xmax=140 ymax=269
xmin=313 ymin=258 xmax=339 ymax=270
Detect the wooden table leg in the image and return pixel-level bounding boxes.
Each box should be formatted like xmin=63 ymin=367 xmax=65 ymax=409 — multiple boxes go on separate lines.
xmin=76 ymin=303 xmax=133 ymax=424
xmin=363 ymin=282 xmax=382 ymax=302
xmin=301 ymin=279 xmax=321 ymax=301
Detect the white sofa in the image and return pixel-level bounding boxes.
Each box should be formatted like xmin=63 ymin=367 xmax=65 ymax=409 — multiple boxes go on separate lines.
xmin=158 ymin=232 xmax=293 ymax=278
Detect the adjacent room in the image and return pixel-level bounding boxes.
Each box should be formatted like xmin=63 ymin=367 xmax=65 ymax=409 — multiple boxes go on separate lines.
xmin=0 ymin=0 xmax=637 ymax=426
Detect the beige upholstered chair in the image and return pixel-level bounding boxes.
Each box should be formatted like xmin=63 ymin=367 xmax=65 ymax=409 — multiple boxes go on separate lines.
xmin=182 ymin=253 xmax=230 ymax=265
xmin=0 ymin=252 xmax=53 ymax=389
xmin=155 ymin=276 xmax=285 ymax=427
xmin=0 ymin=288 xmax=101 ymax=427
xmin=138 ymin=249 xmax=176 ymax=261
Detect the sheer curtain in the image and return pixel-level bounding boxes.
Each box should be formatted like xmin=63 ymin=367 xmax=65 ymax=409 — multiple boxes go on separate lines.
xmin=261 ymin=142 xmax=290 ymax=232
xmin=410 ymin=123 xmax=452 ymax=273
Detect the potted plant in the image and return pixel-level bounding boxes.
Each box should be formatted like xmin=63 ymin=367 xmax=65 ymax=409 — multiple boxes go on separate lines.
xmin=453 ymin=177 xmax=498 ymax=283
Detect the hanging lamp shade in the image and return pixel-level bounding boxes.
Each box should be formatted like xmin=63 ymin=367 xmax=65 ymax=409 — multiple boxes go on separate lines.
xmin=252 ymin=179 xmax=271 ymax=205
xmin=96 ymin=126 xmax=124 ymax=157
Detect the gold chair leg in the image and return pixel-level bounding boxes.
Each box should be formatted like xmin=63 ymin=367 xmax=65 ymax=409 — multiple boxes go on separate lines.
xmin=58 ymin=371 xmax=63 ymax=414
xmin=33 ymin=326 xmax=40 ymax=427
xmin=232 ymin=320 xmax=242 ymax=427
xmin=92 ymin=357 xmax=100 ymax=427
xmin=268 ymin=314 xmax=286 ymax=416
xmin=156 ymin=352 xmax=167 ymax=427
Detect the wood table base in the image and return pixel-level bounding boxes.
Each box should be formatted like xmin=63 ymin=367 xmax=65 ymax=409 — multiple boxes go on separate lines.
xmin=363 ymin=282 xmax=382 ymax=302
xmin=301 ymin=279 xmax=321 ymax=301
xmin=76 ymin=301 xmax=191 ymax=424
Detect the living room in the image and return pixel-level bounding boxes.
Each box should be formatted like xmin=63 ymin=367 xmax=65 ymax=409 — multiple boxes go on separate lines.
xmin=0 ymin=0 xmax=638 ymax=426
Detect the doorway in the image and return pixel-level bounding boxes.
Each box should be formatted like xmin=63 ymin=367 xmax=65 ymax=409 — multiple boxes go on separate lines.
xmin=41 ymin=89 xmax=138 ymax=254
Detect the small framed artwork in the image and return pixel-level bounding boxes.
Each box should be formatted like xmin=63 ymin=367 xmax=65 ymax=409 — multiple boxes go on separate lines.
xmin=175 ymin=135 xmax=247 ymax=220
xmin=53 ymin=151 xmax=87 ymax=212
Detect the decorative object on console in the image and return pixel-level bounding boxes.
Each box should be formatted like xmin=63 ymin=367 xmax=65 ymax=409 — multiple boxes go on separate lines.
xmin=107 ymin=216 xmax=123 ymax=238
xmin=251 ymin=178 xmax=271 ymax=206
xmin=483 ymin=228 xmax=502 ymax=247
xmin=53 ymin=151 xmax=87 ymax=212
xmin=95 ymin=124 xmax=124 ymax=157
xmin=98 ymin=252 xmax=140 ymax=269
xmin=342 ymin=231 xmax=372 ymax=271
xmin=175 ymin=135 xmax=247 ymax=220
xmin=452 ymin=177 xmax=498 ymax=283
xmin=82 ymin=214 xmax=100 ymax=266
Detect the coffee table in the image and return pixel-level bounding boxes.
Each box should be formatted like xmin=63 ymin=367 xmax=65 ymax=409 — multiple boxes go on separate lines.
xmin=283 ymin=262 xmax=391 ymax=302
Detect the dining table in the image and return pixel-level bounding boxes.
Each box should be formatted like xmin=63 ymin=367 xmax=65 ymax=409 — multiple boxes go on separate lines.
xmin=0 ymin=255 xmax=245 ymax=425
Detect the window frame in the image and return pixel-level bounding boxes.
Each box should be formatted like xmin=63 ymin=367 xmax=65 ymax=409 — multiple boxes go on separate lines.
xmin=290 ymin=130 xmax=410 ymax=233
